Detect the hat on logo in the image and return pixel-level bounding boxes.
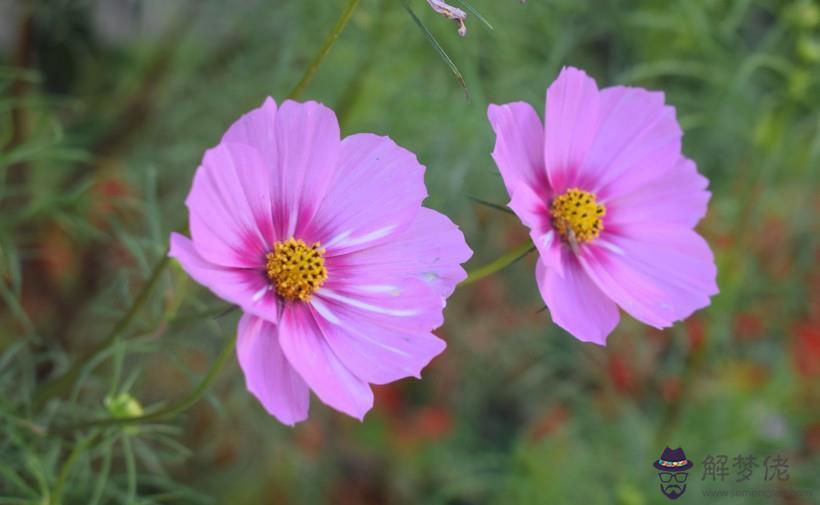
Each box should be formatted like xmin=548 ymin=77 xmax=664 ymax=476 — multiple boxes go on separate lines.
xmin=653 ymin=447 xmax=693 ymax=472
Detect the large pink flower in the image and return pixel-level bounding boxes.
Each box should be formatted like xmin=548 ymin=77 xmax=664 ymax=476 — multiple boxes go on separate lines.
xmin=488 ymin=67 xmax=718 ymax=345
xmin=170 ymin=98 xmax=472 ymax=425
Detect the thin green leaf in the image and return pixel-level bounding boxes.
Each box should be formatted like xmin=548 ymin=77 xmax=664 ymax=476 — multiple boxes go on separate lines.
xmin=0 ymin=465 xmax=38 ymax=498
xmin=122 ymin=435 xmax=137 ymax=503
xmin=460 ymin=242 xmax=536 ymax=287
xmin=403 ymin=3 xmax=469 ymax=98
xmin=454 ymin=0 xmax=494 ymax=30
xmin=88 ymin=439 xmax=113 ymax=505
xmin=468 ymin=195 xmax=515 ymax=215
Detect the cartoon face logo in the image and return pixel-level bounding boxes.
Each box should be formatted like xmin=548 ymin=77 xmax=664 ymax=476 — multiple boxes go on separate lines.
xmin=653 ymin=447 xmax=693 ymax=500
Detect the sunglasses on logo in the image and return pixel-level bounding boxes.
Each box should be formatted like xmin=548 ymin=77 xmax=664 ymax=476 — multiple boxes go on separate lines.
xmin=658 ymin=472 xmax=688 ymax=483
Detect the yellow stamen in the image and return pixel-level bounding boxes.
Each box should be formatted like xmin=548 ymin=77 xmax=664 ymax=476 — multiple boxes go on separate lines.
xmin=550 ymin=188 xmax=606 ymax=245
xmin=266 ymin=238 xmax=328 ymax=302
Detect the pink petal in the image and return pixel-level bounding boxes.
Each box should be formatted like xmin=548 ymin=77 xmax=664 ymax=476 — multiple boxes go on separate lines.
xmin=309 ymin=278 xmax=446 ymax=385
xmin=604 ymin=158 xmax=710 ymax=230
xmin=237 ymin=314 xmax=309 ymax=425
xmin=277 ymin=303 xmax=373 ymax=420
xmin=544 ymin=67 xmax=600 ymax=194
xmin=273 ymin=100 xmax=342 ymax=239
xmin=323 ymin=208 xmax=471 ymax=298
xmin=168 ymin=233 xmax=279 ymax=323
xmin=315 ymin=278 xmax=445 ymax=332
xmin=311 ymin=292 xmax=446 ymax=385
xmin=487 ymin=101 xmax=550 ymax=197
xmin=222 ymin=97 xmax=279 ymax=169
xmin=305 ymin=134 xmax=427 ymax=255
xmin=579 ymin=226 xmax=718 ymax=329
xmin=583 ymin=86 xmax=682 ymax=199
xmin=508 ymin=182 xmax=564 ymax=276
xmin=186 ymin=142 xmax=275 ymax=269
xmin=536 ymin=252 xmax=620 ymax=345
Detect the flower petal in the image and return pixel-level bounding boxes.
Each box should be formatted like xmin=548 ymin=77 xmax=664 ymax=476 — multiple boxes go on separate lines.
xmin=323 ymin=208 xmax=471 ymax=298
xmin=273 ymin=100 xmax=342 ymax=238
xmin=536 ymin=252 xmax=620 ymax=345
xmin=584 ymin=85 xmax=682 ymax=199
xmin=487 ymin=101 xmax=550 ymax=196
xmin=311 ymin=295 xmax=446 ymax=385
xmin=544 ymin=67 xmax=600 ymax=194
xmin=604 ymin=157 xmax=710 ymax=230
xmin=168 ymin=233 xmax=280 ymax=323
xmin=316 ymin=278 xmax=445 ymax=332
xmin=305 ymin=133 xmax=427 ymax=255
xmin=186 ymin=142 xmax=275 ymax=269
xmin=278 ymin=303 xmax=373 ymax=420
xmin=508 ymin=182 xmax=564 ymax=276
xmin=237 ymin=314 xmax=309 ymax=425
xmin=580 ymin=226 xmax=718 ymax=329
xmin=310 ymin=277 xmax=446 ymax=385
xmin=222 ymin=97 xmax=279 ymax=169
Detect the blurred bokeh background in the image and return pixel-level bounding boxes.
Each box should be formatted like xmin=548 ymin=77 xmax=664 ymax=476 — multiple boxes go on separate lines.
xmin=1 ymin=0 xmax=818 ymax=503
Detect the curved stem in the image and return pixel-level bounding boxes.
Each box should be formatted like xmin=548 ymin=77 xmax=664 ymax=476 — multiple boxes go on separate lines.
xmin=459 ymin=241 xmax=535 ymax=287
xmin=51 ymin=432 xmax=99 ymax=504
xmin=287 ymin=0 xmax=361 ymax=100
xmin=34 ymin=254 xmax=171 ymax=410
xmin=58 ymin=334 xmax=237 ymax=434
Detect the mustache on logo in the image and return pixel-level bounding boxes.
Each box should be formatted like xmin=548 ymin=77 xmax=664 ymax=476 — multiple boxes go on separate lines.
xmin=660 ymin=483 xmax=687 ymax=499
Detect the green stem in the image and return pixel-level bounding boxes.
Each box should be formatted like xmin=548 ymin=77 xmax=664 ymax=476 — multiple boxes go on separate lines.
xmin=51 ymin=432 xmax=98 ymax=505
xmin=59 ymin=334 xmax=236 ymax=433
xmin=33 ymin=255 xmax=171 ymax=410
xmin=652 ymin=330 xmax=706 ymax=447
xmin=459 ymin=241 xmax=535 ymax=287
xmin=287 ymin=0 xmax=361 ymax=100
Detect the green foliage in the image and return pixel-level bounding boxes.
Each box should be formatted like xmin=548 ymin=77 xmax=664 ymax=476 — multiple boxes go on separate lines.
xmin=1 ymin=0 xmax=818 ymax=504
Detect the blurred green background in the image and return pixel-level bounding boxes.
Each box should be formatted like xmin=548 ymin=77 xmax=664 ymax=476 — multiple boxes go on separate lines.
xmin=1 ymin=0 xmax=818 ymax=503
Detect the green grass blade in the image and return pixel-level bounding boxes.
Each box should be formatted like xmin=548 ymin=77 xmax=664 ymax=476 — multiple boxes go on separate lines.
xmin=403 ymin=3 xmax=469 ymax=98
xmin=468 ymin=195 xmax=515 ymax=215
xmin=454 ymin=0 xmax=494 ymax=30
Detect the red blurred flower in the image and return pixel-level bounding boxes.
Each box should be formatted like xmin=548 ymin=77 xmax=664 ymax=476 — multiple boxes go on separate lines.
xmin=792 ymin=322 xmax=820 ymax=378
xmin=89 ymin=173 xmax=134 ymax=228
xmin=685 ymin=316 xmax=707 ymax=352
xmin=607 ymin=352 xmax=638 ymax=395
xmin=529 ymin=405 xmax=569 ymax=441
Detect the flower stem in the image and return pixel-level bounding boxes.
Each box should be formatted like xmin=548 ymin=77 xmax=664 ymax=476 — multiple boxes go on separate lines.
xmin=33 ymin=255 xmax=171 ymax=410
xmin=57 ymin=333 xmax=237 ymax=434
xmin=51 ymin=431 xmax=99 ymax=504
xmin=460 ymin=241 xmax=536 ymax=287
xmin=287 ymin=0 xmax=361 ymax=100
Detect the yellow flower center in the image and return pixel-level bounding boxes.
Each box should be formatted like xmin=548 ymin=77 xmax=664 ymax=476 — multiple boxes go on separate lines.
xmin=265 ymin=238 xmax=328 ymax=302
xmin=550 ymin=188 xmax=606 ymax=245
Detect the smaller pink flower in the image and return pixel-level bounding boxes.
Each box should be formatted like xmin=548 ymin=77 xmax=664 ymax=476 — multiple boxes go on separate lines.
xmin=170 ymin=98 xmax=472 ymax=425
xmin=427 ymin=0 xmax=468 ymax=36
xmin=488 ymin=67 xmax=718 ymax=345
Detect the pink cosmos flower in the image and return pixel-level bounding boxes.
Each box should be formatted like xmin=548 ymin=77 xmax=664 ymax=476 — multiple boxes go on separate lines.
xmin=169 ymin=98 xmax=472 ymax=425
xmin=488 ymin=67 xmax=718 ymax=345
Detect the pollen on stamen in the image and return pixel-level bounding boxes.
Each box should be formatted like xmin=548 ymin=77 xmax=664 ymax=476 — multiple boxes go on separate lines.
xmin=266 ymin=237 xmax=328 ymax=302
xmin=550 ymin=188 xmax=606 ymax=245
